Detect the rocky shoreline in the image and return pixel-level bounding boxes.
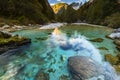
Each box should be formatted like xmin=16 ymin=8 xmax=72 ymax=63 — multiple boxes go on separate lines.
xmin=105 ymin=28 xmax=120 ymax=73
xmin=0 ymin=31 xmax=31 ymax=54
xmin=0 ymin=24 xmax=41 ymax=32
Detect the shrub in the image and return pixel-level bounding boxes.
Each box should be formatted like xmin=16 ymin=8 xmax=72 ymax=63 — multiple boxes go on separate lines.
xmin=104 ymin=12 xmax=120 ymax=28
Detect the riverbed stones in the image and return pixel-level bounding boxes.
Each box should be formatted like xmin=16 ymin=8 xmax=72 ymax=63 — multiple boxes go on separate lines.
xmin=35 ymin=71 xmax=49 ymax=80
xmin=105 ymin=53 xmax=120 ymax=72
xmin=98 ymin=47 xmax=108 ymax=50
xmin=114 ymin=40 xmax=120 ymax=46
xmin=60 ymin=75 xmax=69 ymax=80
xmin=113 ymin=39 xmax=120 ymax=51
xmin=90 ymin=38 xmax=104 ymax=42
xmin=68 ymin=56 xmax=104 ymax=80
xmin=0 ymin=31 xmax=31 ymax=54
xmin=105 ymin=54 xmax=119 ymax=65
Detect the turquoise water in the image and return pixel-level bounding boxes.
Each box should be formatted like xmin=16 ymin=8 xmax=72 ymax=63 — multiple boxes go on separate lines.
xmin=0 ymin=25 xmax=119 ymax=80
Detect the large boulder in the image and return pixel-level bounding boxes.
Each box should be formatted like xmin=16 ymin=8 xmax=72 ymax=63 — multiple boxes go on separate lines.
xmin=68 ymin=56 xmax=117 ymax=80
xmin=68 ymin=56 xmax=104 ymax=80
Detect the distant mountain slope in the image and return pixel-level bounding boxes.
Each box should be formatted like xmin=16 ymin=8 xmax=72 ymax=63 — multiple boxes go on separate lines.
xmin=51 ymin=3 xmax=68 ymax=14
xmin=70 ymin=2 xmax=81 ymax=10
xmin=0 ymin=0 xmax=55 ymax=24
xmin=78 ymin=0 xmax=120 ymax=28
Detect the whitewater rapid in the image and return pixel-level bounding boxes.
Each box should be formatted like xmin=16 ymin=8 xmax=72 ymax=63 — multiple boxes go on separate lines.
xmin=49 ymin=28 xmax=120 ymax=80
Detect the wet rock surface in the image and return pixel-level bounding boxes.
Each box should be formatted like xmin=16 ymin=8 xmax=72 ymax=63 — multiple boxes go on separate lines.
xmin=113 ymin=39 xmax=120 ymax=51
xmin=109 ymin=28 xmax=120 ymax=39
xmin=105 ymin=54 xmax=120 ymax=72
xmin=68 ymin=56 xmax=104 ymax=80
xmin=98 ymin=47 xmax=108 ymax=50
xmin=60 ymin=75 xmax=69 ymax=80
xmin=90 ymin=38 xmax=104 ymax=42
xmin=0 ymin=31 xmax=31 ymax=54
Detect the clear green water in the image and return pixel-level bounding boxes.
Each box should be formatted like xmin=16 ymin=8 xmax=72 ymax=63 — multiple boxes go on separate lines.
xmin=0 ymin=25 xmax=119 ymax=80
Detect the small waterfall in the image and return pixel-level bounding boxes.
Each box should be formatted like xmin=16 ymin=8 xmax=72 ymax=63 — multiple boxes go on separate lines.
xmin=49 ymin=28 xmax=120 ymax=80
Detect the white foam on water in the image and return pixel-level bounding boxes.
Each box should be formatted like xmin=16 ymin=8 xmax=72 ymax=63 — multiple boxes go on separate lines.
xmin=50 ymin=30 xmax=102 ymax=64
xmin=49 ymin=28 xmax=120 ymax=80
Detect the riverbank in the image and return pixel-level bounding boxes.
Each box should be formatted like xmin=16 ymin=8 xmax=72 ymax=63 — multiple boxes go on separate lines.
xmin=0 ymin=31 xmax=31 ymax=54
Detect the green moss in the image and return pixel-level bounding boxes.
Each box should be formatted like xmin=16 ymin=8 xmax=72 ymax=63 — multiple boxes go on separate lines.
xmin=0 ymin=36 xmax=28 ymax=46
xmin=105 ymin=54 xmax=119 ymax=65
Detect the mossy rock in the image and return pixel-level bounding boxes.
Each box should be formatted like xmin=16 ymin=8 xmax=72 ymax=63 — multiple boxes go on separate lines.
xmin=35 ymin=71 xmax=49 ymax=80
xmin=98 ymin=47 xmax=108 ymax=50
xmin=0 ymin=31 xmax=11 ymax=39
xmin=60 ymin=75 xmax=69 ymax=80
xmin=116 ymin=53 xmax=120 ymax=60
xmin=105 ymin=35 xmax=113 ymax=39
xmin=47 ymin=68 xmax=55 ymax=73
xmin=0 ymin=32 xmax=31 ymax=53
xmin=105 ymin=53 xmax=120 ymax=73
xmin=114 ymin=40 xmax=120 ymax=46
xmin=90 ymin=38 xmax=104 ymax=42
xmin=113 ymin=65 xmax=120 ymax=73
xmin=116 ymin=46 xmax=120 ymax=51
xmin=35 ymin=37 xmax=48 ymax=41
xmin=105 ymin=54 xmax=119 ymax=65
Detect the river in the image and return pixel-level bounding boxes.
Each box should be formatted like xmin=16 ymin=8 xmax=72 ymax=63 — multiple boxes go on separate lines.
xmin=0 ymin=24 xmax=119 ymax=80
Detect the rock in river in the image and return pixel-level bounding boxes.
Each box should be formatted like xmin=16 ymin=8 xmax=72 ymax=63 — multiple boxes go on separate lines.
xmin=68 ymin=56 xmax=104 ymax=80
xmin=35 ymin=71 xmax=49 ymax=80
xmin=114 ymin=40 xmax=120 ymax=46
xmin=68 ymin=56 xmax=116 ymax=80
xmin=90 ymin=38 xmax=104 ymax=42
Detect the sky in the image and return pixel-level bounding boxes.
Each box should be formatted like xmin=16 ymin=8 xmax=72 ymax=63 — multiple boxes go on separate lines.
xmin=48 ymin=0 xmax=89 ymax=5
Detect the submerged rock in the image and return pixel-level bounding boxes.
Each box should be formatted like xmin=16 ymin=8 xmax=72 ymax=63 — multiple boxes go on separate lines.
xmin=113 ymin=39 xmax=120 ymax=51
xmin=116 ymin=46 xmax=120 ymax=51
xmin=105 ymin=54 xmax=119 ymax=65
xmin=98 ymin=47 xmax=108 ymax=50
xmin=105 ymin=54 xmax=120 ymax=72
xmin=60 ymin=75 xmax=69 ymax=80
xmin=114 ymin=40 xmax=120 ymax=46
xmin=68 ymin=56 xmax=104 ymax=80
xmin=35 ymin=71 xmax=49 ymax=80
xmin=90 ymin=38 xmax=104 ymax=42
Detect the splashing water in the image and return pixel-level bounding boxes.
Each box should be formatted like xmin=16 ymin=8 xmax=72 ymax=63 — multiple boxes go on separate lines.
xmin=49 ymin=28 xmax=120 ymax=80
xmin=0 ymin=28 xmax=120 ymax=80
xmin=51 ymin=28 xmax=102 ymax=64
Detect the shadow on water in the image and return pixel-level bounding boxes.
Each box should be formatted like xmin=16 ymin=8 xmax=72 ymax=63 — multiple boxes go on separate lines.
xmin=0 ymin=44 xmax=30 ymax=65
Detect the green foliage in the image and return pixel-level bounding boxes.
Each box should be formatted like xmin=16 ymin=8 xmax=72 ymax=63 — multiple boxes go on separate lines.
xmin=0 ymin=0 xmax=55 ymax=24
xmin=104 ymin=12 xmax=120 ymax=28
xmin=78 ymin=0 xmax=120 ymax=26
xmin=56 ymin=6 xmax=78 ymax=23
